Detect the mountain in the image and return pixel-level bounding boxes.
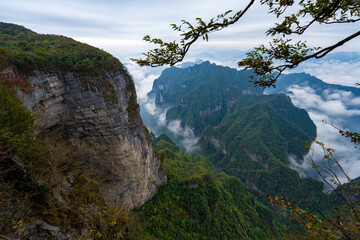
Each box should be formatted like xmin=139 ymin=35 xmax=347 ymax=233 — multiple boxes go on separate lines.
xmin=198 ymin=94 xmax=321 ymax=203
xmin=143 ymin=61 xmax=324 ymax=209
xmin=264 ymin=72 xmax=360 ymax=184
xmin=148 ymin=61 xmax=263 ymax=135
xmin=200 ymin=94 xmax=315 ymax=164
xmin=0 ymin=22 xmax=165 ymax=238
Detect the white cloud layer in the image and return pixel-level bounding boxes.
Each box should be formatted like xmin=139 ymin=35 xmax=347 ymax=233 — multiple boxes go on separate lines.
xmin=124 ymin=62 xmax=163 ymax=102
xmin=288 ymin=86 xmax=360 ymax=117
xmin=286 ymin=85 xmax=360 ymax=182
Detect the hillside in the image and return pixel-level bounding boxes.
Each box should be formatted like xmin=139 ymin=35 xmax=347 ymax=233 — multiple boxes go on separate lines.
xmin=0 ymin=22 xmax=122 ymax=74
xmin=135 ymin=134 xmax=277 ymax=240
xmin=0 ymin=22 xmax=165 ymax=239
xmin=198 ymin=94 xmax=321 ymax=204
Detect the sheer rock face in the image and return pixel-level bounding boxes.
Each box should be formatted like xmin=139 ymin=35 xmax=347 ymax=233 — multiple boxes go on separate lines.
xmin=19 ymin=70 xmax=166 ymax=209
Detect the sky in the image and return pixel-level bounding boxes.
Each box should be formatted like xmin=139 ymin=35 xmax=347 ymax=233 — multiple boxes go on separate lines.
xmin=2 ymin=0 xmax=359 ymax=88
xmin=1 ymin=0 xmax=360 ymax=63
xmin=1 ymin=0 xmax=360 ymax=180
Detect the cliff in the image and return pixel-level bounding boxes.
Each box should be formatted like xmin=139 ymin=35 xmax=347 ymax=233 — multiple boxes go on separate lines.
xmin=19 ymin=69 xmax=165 ymax=209
xmin=0 ymin=22 xmax=166 ymax=210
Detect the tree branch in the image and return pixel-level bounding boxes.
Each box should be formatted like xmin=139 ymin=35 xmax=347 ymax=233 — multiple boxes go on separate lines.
xmin=243 ymin=30 xmax=360 ymax=88
xmin=131 ymin=0 xmax=255 ymax=67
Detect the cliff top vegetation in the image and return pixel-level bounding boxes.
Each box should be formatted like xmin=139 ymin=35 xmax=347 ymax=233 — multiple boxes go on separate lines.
xmin=0 ymin=22 xmax=124 ymax=75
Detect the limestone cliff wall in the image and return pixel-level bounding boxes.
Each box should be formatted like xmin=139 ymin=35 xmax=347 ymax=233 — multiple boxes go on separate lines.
xmin=18 ymin=69 xmax=166 ymax=209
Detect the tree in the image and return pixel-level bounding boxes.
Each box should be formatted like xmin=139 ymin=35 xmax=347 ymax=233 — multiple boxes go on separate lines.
xmin=132 ymin=0 xmax=360 ymax=88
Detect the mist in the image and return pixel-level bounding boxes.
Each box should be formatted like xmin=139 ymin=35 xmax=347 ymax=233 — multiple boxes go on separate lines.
xmin=286 ymin=85 xmax=360 ymax=183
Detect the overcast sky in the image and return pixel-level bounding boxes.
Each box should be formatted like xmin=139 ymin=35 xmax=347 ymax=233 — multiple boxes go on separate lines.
xmin=1 ymin=0 xmax=360 ymax=63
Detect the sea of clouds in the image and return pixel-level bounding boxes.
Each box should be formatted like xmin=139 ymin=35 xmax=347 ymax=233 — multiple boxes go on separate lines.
xmin=126 ymin=52 xmax=360 ymax=183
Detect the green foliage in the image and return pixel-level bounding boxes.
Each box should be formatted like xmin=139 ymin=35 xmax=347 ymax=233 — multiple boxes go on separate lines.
xmin=0 ymin=79 xmax=35 ymax=138
xmin=0 ymin=75 xmax=51 ymax=176
xmin=131 ymin=1 xmax=255 ymax=67
xmin=238 ymin=39 xmax=320 ymax=87
xmin=270 ymin=141 xmax=360 ymax=240
xmin=339 ymin=129 xmax=360 ymax=147
xmin=198 ymin=93 xmax=326 ymax=210
xmin=80 ymin=208 xmax=135 ymax=240
xmin=0 ymin=22 xmax=139 ymax=104
xmin=127 ymin=93 xmax=141 ymax=128
xmin=0 ymin=22 xmax=123 ymax=75
xmin=135 ymin=134 xmax=276 ymax=239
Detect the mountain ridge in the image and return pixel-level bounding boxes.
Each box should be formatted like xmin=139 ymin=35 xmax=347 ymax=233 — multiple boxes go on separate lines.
xmin=142 ymin=61 xmax=323 ymax=209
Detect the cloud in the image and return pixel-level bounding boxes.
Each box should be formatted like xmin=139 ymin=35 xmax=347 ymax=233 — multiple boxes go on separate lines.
xmin=287 ymin=85 xmax=360 ymax=117
xmin=292 ymin=60 xmax=360 ymax=87
xmin=139 ymin=96 xmax=199 ymax=153
xmin=142 ymin=97 xmax=168 ymax=126
xmin=285 ymin=85 xmax=360 ymax=182
xmin=124 ymin=62 xmax=164 ymax=102
xmin=2 ymin=0 xmax=360 ymax=62
xmin=167 ymin=120 xmax=199 ymax=153
xmin=140 ymin=96 xmax=200 ymax=152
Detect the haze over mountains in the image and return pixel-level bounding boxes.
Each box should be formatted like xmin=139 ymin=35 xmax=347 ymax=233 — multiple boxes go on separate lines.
xmin=138 ymin=61 xmax=360 ymax=183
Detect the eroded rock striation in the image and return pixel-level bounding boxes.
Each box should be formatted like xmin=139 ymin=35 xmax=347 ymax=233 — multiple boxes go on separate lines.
xmin=17 ymin=68 xmax=166 ymax=209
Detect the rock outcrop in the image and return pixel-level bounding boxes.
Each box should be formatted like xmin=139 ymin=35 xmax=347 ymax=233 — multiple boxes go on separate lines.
xmin=17 ymin=68 xmax=166 ymax=209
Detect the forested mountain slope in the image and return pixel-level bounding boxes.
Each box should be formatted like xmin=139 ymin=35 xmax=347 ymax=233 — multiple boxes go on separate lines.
xmin=148 ymin=61 xmax=263 ymax=134
xmin=135 ymin=134 xmax=277 ymax=240
xmin=144 ymin=61 xmax=324 ymax=208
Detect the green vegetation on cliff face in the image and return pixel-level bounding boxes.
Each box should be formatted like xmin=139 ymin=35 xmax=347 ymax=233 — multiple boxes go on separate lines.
xmin=199 ymin=94 xmax=315 ymax=168
xmin=197 ymin=93 xmax=324 ymax=210
xmin=0 ymin=22 xmax=139 ymax=105
xmin=0 ymin=22 xmax=124 ymax=75
xmin=136 ymin=134 xmax=276 ymax=240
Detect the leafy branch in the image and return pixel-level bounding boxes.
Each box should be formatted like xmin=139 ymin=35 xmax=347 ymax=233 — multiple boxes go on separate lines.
xmin=322 ymin=121 xmax=360 ymax=148
xmin=131 ymin=0 xmax=255 ymax=66
xmin=264 ymin=0 xmax=360 ymax=36
xmin=238 ymin=30 xmax=360 ymax=87
xmin=133 ymin=0 xmax=360 ymax=88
